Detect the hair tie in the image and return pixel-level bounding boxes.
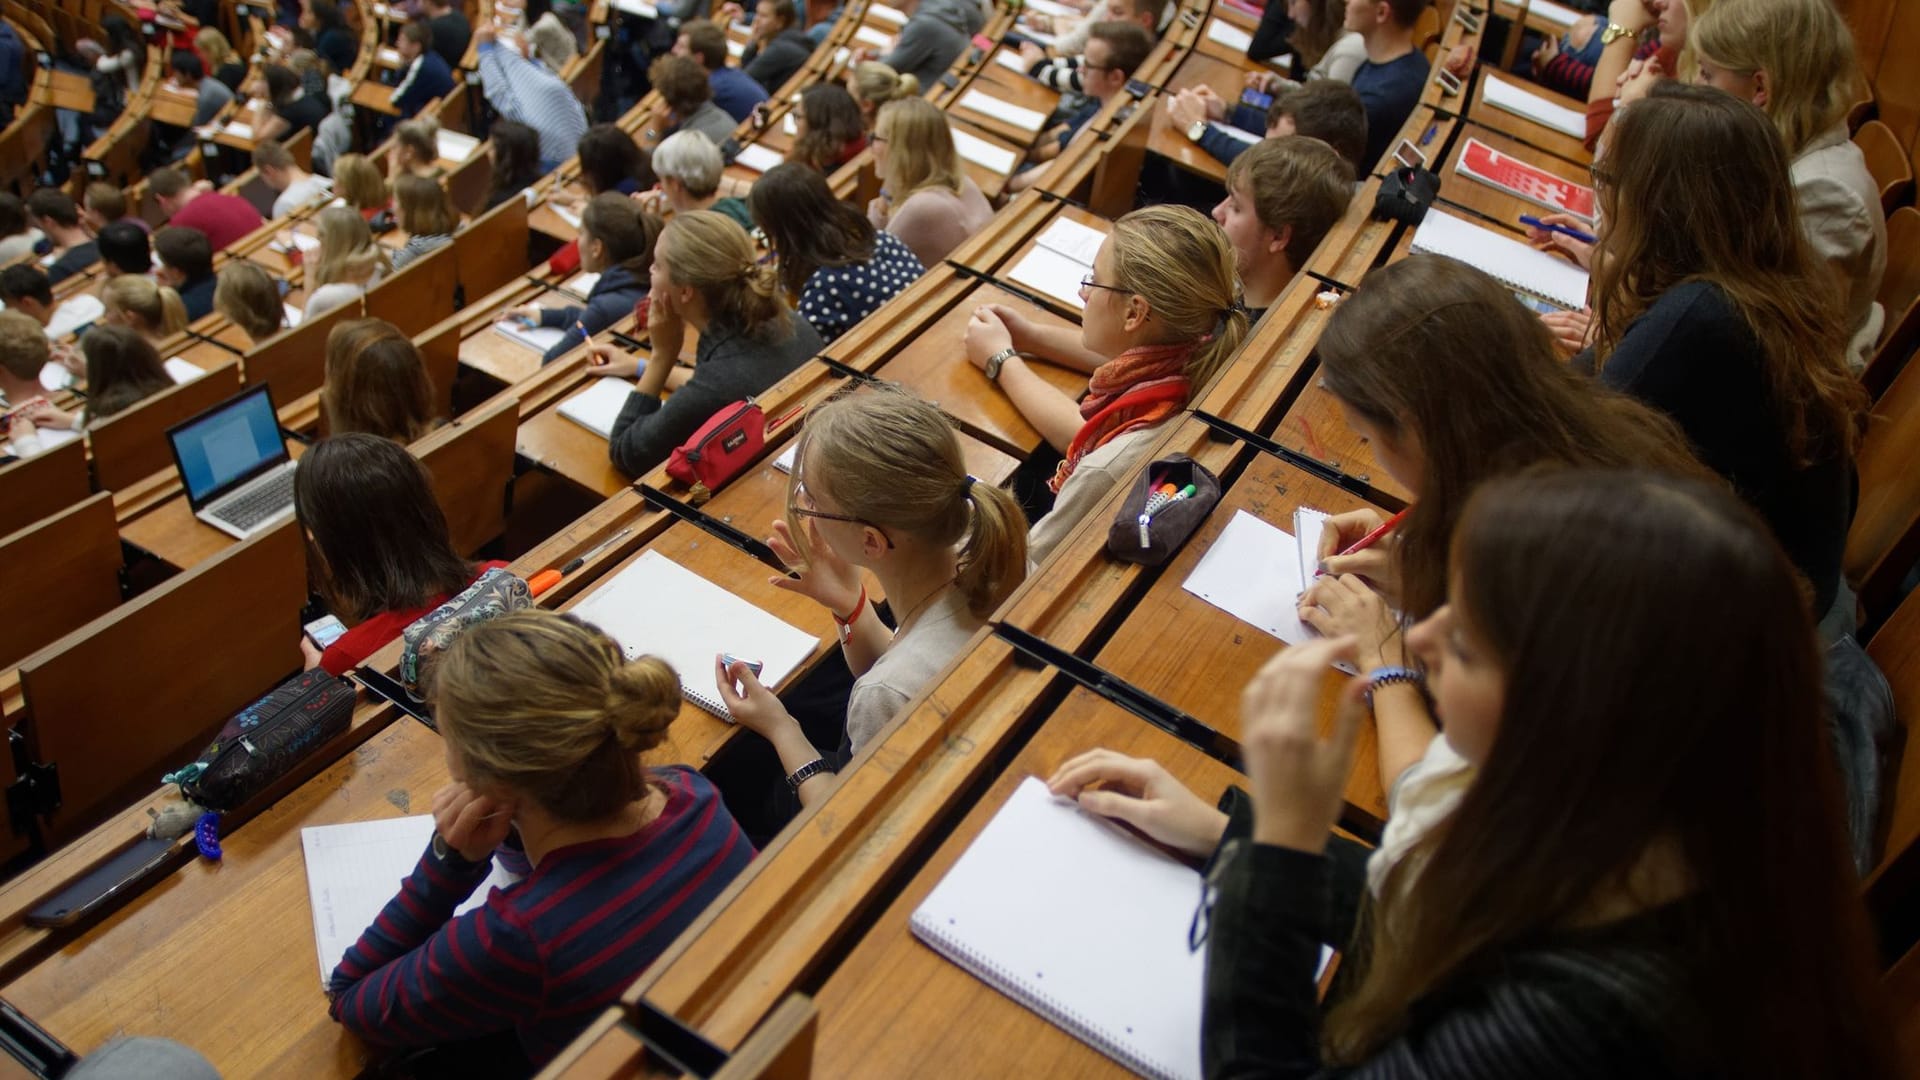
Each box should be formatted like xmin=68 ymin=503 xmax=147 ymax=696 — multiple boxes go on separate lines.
xmin=962 ymin=475 xmax=977 ymax=497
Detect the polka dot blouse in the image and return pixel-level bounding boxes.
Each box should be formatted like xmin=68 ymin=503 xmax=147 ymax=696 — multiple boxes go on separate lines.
xmin=797 ymin=231 xmax=926 ymax=344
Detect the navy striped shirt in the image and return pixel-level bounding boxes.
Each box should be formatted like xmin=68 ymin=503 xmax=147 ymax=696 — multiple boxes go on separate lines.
xmin=327 ymin=767 xmax=754 ymax=1064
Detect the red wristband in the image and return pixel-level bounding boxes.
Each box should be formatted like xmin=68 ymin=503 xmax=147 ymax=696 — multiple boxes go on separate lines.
xmin=834 ymin=586 xmax=868 ymax=640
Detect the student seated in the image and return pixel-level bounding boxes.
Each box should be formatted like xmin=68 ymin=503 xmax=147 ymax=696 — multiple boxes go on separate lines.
xmin=0 ymin=312 xmax=78 ymax=458
xmin=389 ymin=118 xmax=447 ymax=183
xmin=475 ymin=20 xmax=590 ymax=172
xmin=1339 ymin=0 xmax=1428 ymax=170
xmin=1175 ymin=73 xmax=1369 ymax=173
xmin=321 ymin=319 xmax=438 ymax=442
xmin=648 ymin=54 xmax=740 ymax=159
xmin=197 ymin=26 xmax=247 ymax=91
xmin=1692 ymin=0 xmax=1885 ymax=370
xmin=149 ymin=167 xmax=265 ymax=251
xmin=1053 ymin=468 xmax=1899 ymax=1078
xmin=676 ymin=19 xmax=768 ymax=123
xmin=331 ymin=153 xmax=392 ymax=220
xmin=1293 ymin=254 xmax=1697 ymax=794
xmin=751 ymin=164 xmax=923 ymax=343
xmin=327 ymin=608 xmax=755 ymax=1067
xmin=170 ymin=49 xmax=233 ymax=132
xmin=585 ymin=211 xmax=822 ymax=477
xmin=740 ymin=0 xmax=815 ymax=93
xmin=847 ymin=60 xmax=916 ymax=131
xmin=1008 ymin=22 xmax=1152 ymax=194
xmin=391 ymin=22 xmax=455 ymax=119
xmin=421 ymin=0 xmax=471 ymax=68
xmin=873 ymin=0 xmax=982 ymax=90
xmin=965 ymin=206 xmax=1245 ymax=565
xmin=152 ymin=227 xmax=217 ymax=321
xmin=502 ymin=195 xmax=660 ymax=365
xmin=19 ymin=325 xmax=173 ymax=432
xmin=1244 ymin=0 xmax=1365 ymax=87
xmin=295 ymin=433 xmax=506 ymax=674
xmin=303 ymin=0 xmax=359 ymax=74
xmin=574 ymin=123 xmax=655 ymax=199
xmin=25 ymin=190 xmax=100 ymax=285
xmin=95 ymin=221 xmax=153 ymax=278
xmin=1212 ymin=136 xmax=1352 ymax=321
xmin=719 ymin=389 xmax=1027 ymax=804
xmin=787 ymin=83 xmax=867 ymax=174
xmin=213 ymin=262 xmax=287 ymax=344
xmin=866 ymin=98 xmax=994 ymax=268
xmin=253 ymin=62 xmax=331 ymax=144
xmin=80 ymin=183 xmax=150 ymax=237
xmin=305 ymin=207 xmax=392 ymax=319
xmin=0 ymin=193 xmax=43 ymax=262
xmin=389 ymin=175 xmax=457 ymax=271
xmin=484 ymin=122 xmax=546 ymax=211
xmin=1021 ymin=0 xmax=1164 ymax=92
xmin=0 ymin=264 xmax=56 ymax=326
xmin=1569 ymin=85 xmax=1863 ymax=626
xmin=255 ymin=139 xmax=333 ymax=219
xmin=1582 ymin=0 xmax=1697 ymax=152
xmin=101 ymin=275 xmax=189 ymax=348
xmin=645 ymin=131 xmax=755 ymax=230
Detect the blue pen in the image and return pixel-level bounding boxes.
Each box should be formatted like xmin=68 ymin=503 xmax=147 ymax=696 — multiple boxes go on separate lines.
xmin=1420 ymin=122 xmax=1438 ymax=146
xmin=1520 ymin=215 xmax=1596 ymax=244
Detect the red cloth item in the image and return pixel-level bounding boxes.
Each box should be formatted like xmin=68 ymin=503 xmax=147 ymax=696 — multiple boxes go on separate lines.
xmin=167 ymin=191 xmax=266 ymax=251
xmin=1585 ymin=42 xmax=1678 ymax=152
xmin=548 ymin=238 xmax=581 ymax=275
xmin=319 ymin=560 xmax=509 ymax=676
xmin=1049 ymin=340 xmax=1196 ymax=493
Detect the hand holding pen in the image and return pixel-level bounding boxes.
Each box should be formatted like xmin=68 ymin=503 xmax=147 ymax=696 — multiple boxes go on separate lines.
xmin=1314 ymin=508 xmax=1406 ymax=590
xmin=1521 ymin=212 xmax=1595 ymax=270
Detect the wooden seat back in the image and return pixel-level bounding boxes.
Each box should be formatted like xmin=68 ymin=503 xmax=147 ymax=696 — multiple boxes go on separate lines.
xmin=17 ymin=518 xmax=307 ymax=842
xmin=0 ymin=493 xmax=121 ymax=670
xmin=1847 ymin=348 xmax=1920 ymax=620
xmin=1855 ymin=120 xmax=1914 ymax=215
xmin=414 ymin=394 xmax=517 ymax=557
xmin=86 ymin=361 xmax=243 ymax=492
xmin=445 ymin=141 xmax=495 ymax=218
xmin=0 ymin=438 xmax=89 ymax=538
xmin=712 ymin=994 xmax=817 ymax=1080
xmin=243 ymin=300 xmax=359 ymax=408
xmin=450 ymin=194 xmax=530 ymax=303
xmin=415 ymin=319 xmax=461 ymax=421
xmin=363 ymin=237 xmax=459 ymax=336
xmin=1864 ymin=207 xmax=1920 ymax=399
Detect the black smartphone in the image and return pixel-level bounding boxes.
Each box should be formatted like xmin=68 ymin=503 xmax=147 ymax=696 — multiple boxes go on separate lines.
xmin=1240 ymin=88 xmax=1273 ymax=110
xmin=25 ymin=835 xmax=178 ymax=928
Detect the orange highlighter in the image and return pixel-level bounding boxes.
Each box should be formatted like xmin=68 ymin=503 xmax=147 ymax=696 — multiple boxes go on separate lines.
xmin=528 ymin=528 xmax=632 ymax=597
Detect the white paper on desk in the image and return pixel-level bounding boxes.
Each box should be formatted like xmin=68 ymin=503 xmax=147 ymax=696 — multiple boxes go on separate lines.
xmin=951 ymin=127 xmax=1019 ymax=175
xmin=44 ymin=294 xmax=105 ymax=340
xmin=773 ymin=441 xmax=798 ymax=472
xmin=556 ymin=377 xmax=633 ymax=439
xmin=1182 ymin=509 xmax=1358 ymax=673
xmin=376 ymin=45 xmax=402 ymax=64
xmin=727 ymin=37 xmax=745 ymax=57
xmin=303 ymin=815 xmax=521 ymax=989
xmin=1207 ymin=120 xmax=1262 ymax=146
xmin=570 ymin=549 xmax=817 ymax=720
xmin=994 ymin=48 xmax=1029 ymax=74
xmin=1022 ymin=0 xmax=1079 ymax=16
xmin=436 ymin=129 xmax=481 ymax=163
xmin=1409 ymin=209 xmax=1589 ymax=310
xmin=853 ymin=24 xmax=893 ymax=49
xmin=1206 ymin=17 xmax=1253 ymax=51
xmin=164 ymin=357 xmax=205 ymax=384
xmin=1527 ymin=0 xmax=1583 ymax=28
xmin=564 ymin=270 xmax=603 ymax=296
xmin=834 ymin=45 xmax=851 ymax=65
xmin=552 ymin=203 xmax=583 ymax=229
xmin=494 ymin=319 xmax=569 ymax=354
xmin=868 ymin=3 xmax=907 ymax=25
xmin=1018 ymin=25 xmax=1058 ymax=46
xmin=1035 ymin=216 xmax=1107 ymax=266
xmin=959 ymin=90 xmax=1048 ymax=134
xmin=1006 ymin=245 xmax=1089 ymax=310
xmin=1481 ymin=74 xmax=1585 ymax=139
xmin=284 ymin=302 xmax=305 ymax=327
xmin=223 ymin=121 xmax=254 ymax=140
xmin=611 ymin=0 xmax=660 ymax=15
xmin=38 ymin=360 xmax=72 ymax=392
xmin=734 ymin=142 xmax=785 ymax=173
xmin=783 ymin=112 xmax=799 ymax=136
xmin=277 ymin=230 xmax=322 ymax=254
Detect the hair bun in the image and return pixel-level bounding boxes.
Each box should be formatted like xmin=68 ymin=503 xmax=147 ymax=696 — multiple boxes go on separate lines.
xmin=603 ymin=655 xmax=680 ymax=754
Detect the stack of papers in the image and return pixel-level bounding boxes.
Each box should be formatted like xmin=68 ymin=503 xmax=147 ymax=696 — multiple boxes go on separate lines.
xmin=556 ymin=378 xmax=634 ymax=440
xmin=1480 ymin=75 xmax=1585 ymax=139
xmin=435 ymin=129 xmax=481 ymax=163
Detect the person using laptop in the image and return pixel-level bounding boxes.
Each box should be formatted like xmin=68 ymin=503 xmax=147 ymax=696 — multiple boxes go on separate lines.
xmin=0 ymin=311 xmax=75 ymax=460
xmin=294 ymin=433 xmax=507 ymax=675
xmin=167 ymin=383 xmax=300 ymax=540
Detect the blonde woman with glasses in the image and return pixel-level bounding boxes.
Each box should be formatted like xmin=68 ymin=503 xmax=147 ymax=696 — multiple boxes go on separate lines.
xmin=866 ymin=98 xmax=994 ymax=268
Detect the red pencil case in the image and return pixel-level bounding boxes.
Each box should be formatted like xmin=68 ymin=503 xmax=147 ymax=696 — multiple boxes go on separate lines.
xmin=667 ymin=399 xmax=765 ymax=496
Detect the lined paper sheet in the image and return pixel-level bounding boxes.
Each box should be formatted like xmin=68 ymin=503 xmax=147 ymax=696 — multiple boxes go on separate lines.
xmin=1481 ymin=75 xmax=1585 ymax=138
xmin=570 ymin=550 xmax=817 ymax=719
xmin=952 ymin=128 xmax=1019 ymax=175
xmin=1006 ymin=245 xmax=1090 ymax=310
xmin=556 ymin=378 xmax=634 ymax=440
xmin=1035 ymin=217 xmax=1107 ymax=266
xmin=959 ymin=90 xmax=1048 ymax=134
xmin=303 ymin=815 xmax=520 ymax=989
xmin=1182 ymin=510 xmax=1359 ymax=673
xmin=734 ymin=142 xmax=785 ymax=173
xmin=773 ymin=442 xmax=798 ymax=472
xmin=494 ymin=320 xmax=569 ymax=354
xmin=1409 ymin=210 xmax=1589 ymax=310
xmin=44 ymin=294 xmax=105 ymax=340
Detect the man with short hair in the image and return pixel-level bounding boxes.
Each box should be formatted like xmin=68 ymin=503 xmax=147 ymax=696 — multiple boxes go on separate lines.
xmin=81 ymin=183 xmax=150 ymax=236
xmin=392 ymin=22 xmax=455 ymax=119
xmin=1344 ymin=0 xmax=1428 ymax=170
xmin=153 ymin=227 xmax=218 ymax=321
xmin=25 ymin=190 xmax=99 ymax=285
xmin=149 ymin=167 xmax=265 ymax=251
xmin=475 ymin=20 xmax=589 ymax=170
xmin=739 ymin=0 xmax=812 ymax=93
xmin=1212 ymin=135 xmax=1354 ymax=321
xmin=676 ymin=19 xmax=767 ymax=122
xmin=254 ymin=140 xmax=334 ymax=218
xmin=1020 ymin=0 xmax=1166 ymax=91
xmin=1169 ymin=78 xmax=1369 ymax=174
xmin=0 ymin=311 xmax=75 ymax=460
xmin=96 ymin=221 xmax=152 ymax=276
xmin=171 ymin=49 xmax=236 ymax=130
xmin=1009 ymin=21 xmax=1151 ymax=193
xmin=647 ymin=55 xmax=740 ymax=161
xmin=0 ymin=265 xmax=55 ymax=325
xmin=422 ymin=0 xmax=473 ymax=69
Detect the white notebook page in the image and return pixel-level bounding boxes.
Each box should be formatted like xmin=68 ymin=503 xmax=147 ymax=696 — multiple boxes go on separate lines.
xmin=1408 ymin=209 xmax=1589 ymax=309
xmin=1034 ymin=217 xmax=1108 ymax=265
xmin=569 ymin=550 xmax=817 ymax=719
xmin=959 ymin=90 xmax=1048 ymax=134
xmin=734 ymin=142 xmax=785 ymax=173
xmin=1182 ymin=509 xmax=1359 ymax=673
xmin=44 ymin=294 xmax=105 ymax=340
xmin=1481 ymin=74 xmax=1585 ymax=139
xmin=494 ymin=319 xmax=569 ymax=354
xmin=556 ymin=378 xmax=635 ymax=440
xmin=1006 ymin=245 xmax=1090 ymax=310
xmin=952 ymin=128 xmax=1019 ymax=175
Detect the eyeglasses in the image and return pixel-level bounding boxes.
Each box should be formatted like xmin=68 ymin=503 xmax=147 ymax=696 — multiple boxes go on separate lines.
xmin=871 ymin=132 xmax=888 ymax=144
xmin=1588 ymin=163 xmax=1614 ymax=191
xmin=788 ymin=478 xmax=895 ymax=548
xmin=1080 ymin=275 xmax=1132 ymax=299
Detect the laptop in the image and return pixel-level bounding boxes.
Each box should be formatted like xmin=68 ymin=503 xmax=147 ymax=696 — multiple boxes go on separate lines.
xmin=166 ymin=384 xmax=298 ymax=541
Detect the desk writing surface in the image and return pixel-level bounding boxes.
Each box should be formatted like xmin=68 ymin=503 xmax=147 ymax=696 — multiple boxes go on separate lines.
xmin=872 ymin=280 xmax=1087 ymax=459
xmin=1 ymin=715 xmax=443 ymax=1080
xmin=811 ymin=693 xmax=1254 ymax=1079
xmin=148 ymin=85 xmax=200 ymax=128
xmin=951 ymin=75 xmax=1061 ymax=148
xmin=970 ymin=202 xmax=1112 ymax=286
xmin=117 ymin=439 xmax=311 ymax=572
xmin=1277 ymin=378 xmax=1411 ymax=508
xmin=1465 ymin=70 xmax=1591 ymax=167
xmin=516 ymin=372 xmax=636 ymax=499
xmin=1145 ymin=49 xmax=1253 ymax=184
xmin=1437 ymin=124 xmax=1590 ymax=236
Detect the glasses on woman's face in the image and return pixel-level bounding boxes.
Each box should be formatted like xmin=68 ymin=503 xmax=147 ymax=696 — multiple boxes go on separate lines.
xmin=1588 ymin=162 xmax=1613 ymax=191
xmin=1079 ymin=275 xmax=1132 ymax=300
xmin=788 ymin=478 xmax=895 ymax=548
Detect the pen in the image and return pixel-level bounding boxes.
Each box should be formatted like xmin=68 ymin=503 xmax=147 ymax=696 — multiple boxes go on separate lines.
xmin=560 ymin=527 xmax=631 ymax=574
xmin=1520 ymin=215 xmax=1596 ymax=244
xmin=1317 ymin=508 xmax=1410 ymax=575
xmin=1420 ymin=122 xmax=1438 ymax=146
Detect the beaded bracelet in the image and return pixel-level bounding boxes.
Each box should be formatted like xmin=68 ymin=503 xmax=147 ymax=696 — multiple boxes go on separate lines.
xmin=1363 ymin=665 xmax=1425 ymax=709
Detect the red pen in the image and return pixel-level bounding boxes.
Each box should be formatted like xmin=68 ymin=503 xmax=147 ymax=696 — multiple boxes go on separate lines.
xmin=1317 ymin=508 xmax=1409 ymax=576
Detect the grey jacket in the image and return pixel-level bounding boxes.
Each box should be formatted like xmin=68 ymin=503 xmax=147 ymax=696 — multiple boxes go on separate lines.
xmin=881 ymin=0 xmax=983 ymax=88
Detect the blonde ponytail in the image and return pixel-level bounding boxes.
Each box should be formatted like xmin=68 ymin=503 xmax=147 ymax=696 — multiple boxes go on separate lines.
xmin=955 ymin=479 xmax=1026 ymax=617
xmin=1109 ymin=205 xmax=1247 ymax=394
xmin=103 ymin=275 xmax=189 ymax=337
xmin=428 ymin=610 xmax=680 ymax=821
xmin=658 ymin=210 xmax=790 ymax=341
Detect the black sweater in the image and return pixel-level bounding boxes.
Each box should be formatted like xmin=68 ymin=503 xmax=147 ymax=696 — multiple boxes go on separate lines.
xmin=1575 ymin=281 xmax=1852 ymax=615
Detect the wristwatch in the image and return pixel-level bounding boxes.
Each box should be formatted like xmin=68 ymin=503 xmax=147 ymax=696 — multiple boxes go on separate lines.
xmin=786 ymin=757 xmax=835 ymax=793
xmin=1186 ymin=118 xmax=1208 ymax=142
xmin=1599 ymin=20 xmax=1635 ymax=45
xmin=983 ymin=346 xmax=1018 ymax=382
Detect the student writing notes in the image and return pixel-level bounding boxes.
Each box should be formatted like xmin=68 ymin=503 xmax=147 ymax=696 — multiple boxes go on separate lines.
xmin=718 ymin=389 xmax=1027 ymax=806
xmin=586 ymin=211 xmax=822 ymax=477
xmin=328 ymin=610 xmax=754 ymax=1067
xmin=1296 ymin=255 xmax=1698 ymax=792
xmin=1055 ymin=469 xmax=1899 ymax=1079
xmin=502 ymin=195 xmax=661 ymax=365
xmin=965 ymin=205 xmax=1247 ymax=566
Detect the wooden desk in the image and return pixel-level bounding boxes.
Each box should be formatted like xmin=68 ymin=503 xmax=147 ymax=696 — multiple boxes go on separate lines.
xmin=517 ymin=369 xmax=635 ymax=499
xmin=118 ymin=439 xmax=309 ymax=571
xmin=148 ymin=84 xmax=201 ymax=128
xmin=949 ymin=81 xmax=1058 ymax=153
xmin=1145 ymin=50 xmax=1251 ymax=184
xmin=1466 ymin=70 xmax=1590 ymax=167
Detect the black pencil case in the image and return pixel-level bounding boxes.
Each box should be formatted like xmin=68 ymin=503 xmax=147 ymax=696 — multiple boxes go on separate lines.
xmin=1106 ymin=454 xmax=1221 ymax=567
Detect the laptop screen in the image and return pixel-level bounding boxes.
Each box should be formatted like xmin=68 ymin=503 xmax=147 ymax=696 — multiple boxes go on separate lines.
xmin=169 ymin=385 xmax=286 ymax=504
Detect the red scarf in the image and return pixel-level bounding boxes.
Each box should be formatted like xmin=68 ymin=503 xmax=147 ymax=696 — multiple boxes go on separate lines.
xmin=1049 ymin=341 xmax=1196 ymax=493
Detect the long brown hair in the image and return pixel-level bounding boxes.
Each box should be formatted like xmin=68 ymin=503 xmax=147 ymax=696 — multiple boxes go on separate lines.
xmin=1289 ymin=0 xmax=1347 ymax=70
xmin=657 ymin=211 xmax=792 ymax=342
xmin=1325 ymin=468 xmax=1898 ymax=1079
xmin=1589 ymin=84 xmax=1864 ymax=463
xmin=789 ymin=83 xmax=865 ymax=174
xmin=294 ymin=433 xmax=471 ymax=622
xmin=321 ymin=317 xmax=437 ymax=443
xmin=1317 ymin=255 xmax=1703 ymax=618
xmin=79 ymin=324 xmax=172 ymax=422
xmin=749 ymin=163 xmax=876 ymax=297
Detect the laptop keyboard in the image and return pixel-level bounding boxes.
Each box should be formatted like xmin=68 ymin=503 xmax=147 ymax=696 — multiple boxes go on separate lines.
xmin=209 ymin=468 xmax=296 ymax=531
